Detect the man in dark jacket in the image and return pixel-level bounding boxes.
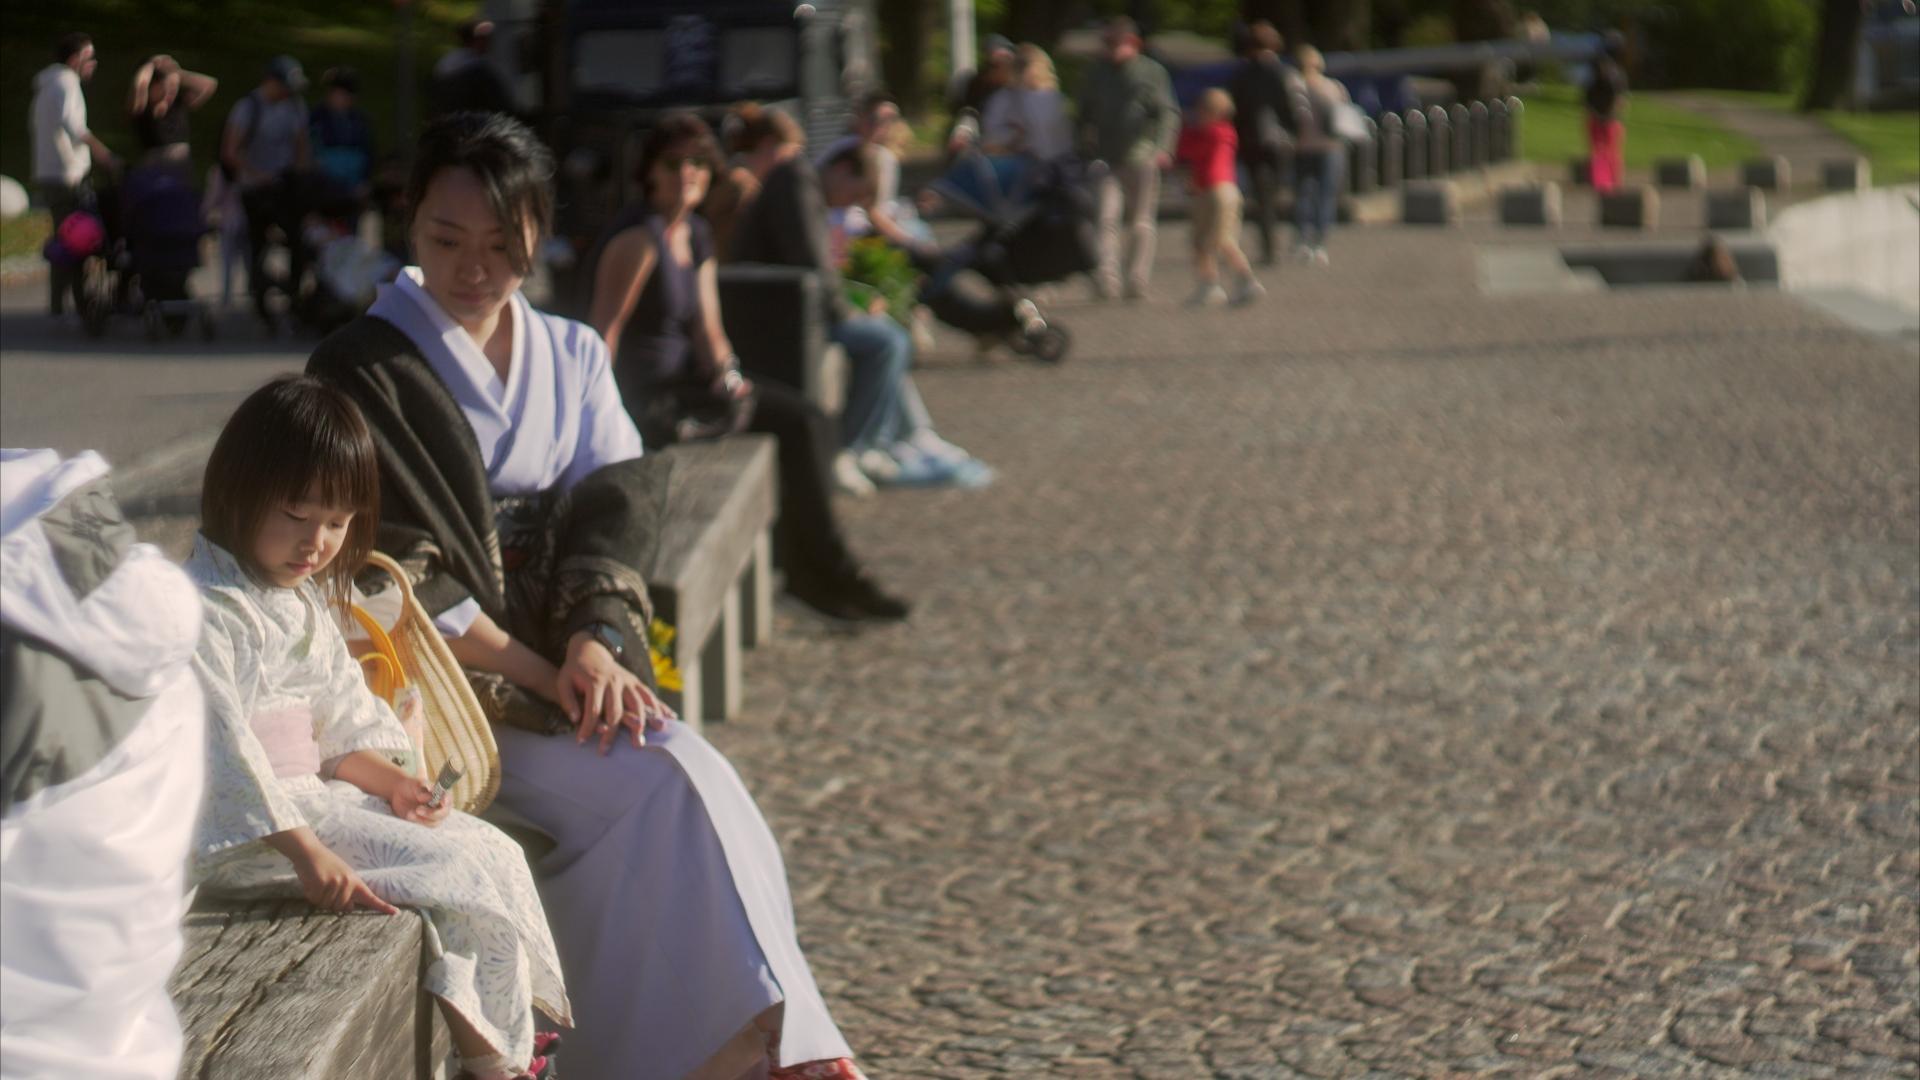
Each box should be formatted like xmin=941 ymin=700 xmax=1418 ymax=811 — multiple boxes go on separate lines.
xmin=1226 ymin=21 xmax=1304 ymax=266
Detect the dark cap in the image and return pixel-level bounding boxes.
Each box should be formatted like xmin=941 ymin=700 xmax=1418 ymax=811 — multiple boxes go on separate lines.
xmin=323 ymin=66 xmax=359 ymax=94
xmin=983 ymin=34 xmax=1014 ymax=57
xmin=266 ymin=54 xmax=307 ymax=92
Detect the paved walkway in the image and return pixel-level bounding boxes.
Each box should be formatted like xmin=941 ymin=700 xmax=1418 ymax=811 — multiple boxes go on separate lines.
xmin=703 ymin=224 xmax=1918 ymax=1077
xmin=3 ymin=217 xmax=1915 ymax=1076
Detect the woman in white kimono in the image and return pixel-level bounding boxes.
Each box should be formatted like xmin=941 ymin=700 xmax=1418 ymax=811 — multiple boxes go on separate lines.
xmin=185 ymin=377 xmax=570 ymax=1080
xmin=307 ymin=113 xmax=867 ymax=1080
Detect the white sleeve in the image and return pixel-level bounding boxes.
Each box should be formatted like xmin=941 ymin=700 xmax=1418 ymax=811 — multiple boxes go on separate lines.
xmin=190 ymin=600 xmax=308 ymax=857
xmin=433 ymin=597 xmax=483 ymax=638
xmin=306 ymin=590 xmax=415 ymax=772
xmin=561 ymin=324 xmax=646 ymax=490
xmin=61 ymin=80 xmax=89 ymax=140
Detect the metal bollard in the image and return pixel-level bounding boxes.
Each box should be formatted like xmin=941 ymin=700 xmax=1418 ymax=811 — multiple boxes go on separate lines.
xmin=1426 ymin=105 xmax=1451 ymax=176
xmin=1378 ymin=112 xmax=1405 ymax=189
xmin=1488 ymin=98 xmax=1509 ymax=161
xmin=1450 ymin=103 xmax=1473 ymax=171
xmin=1470 ymin=101 xmax=1491 ymax=167
xmin=1403 ymin=108 xmax=1428 ymax=181
xmin=1350 ymin=117 xmax=1379 ymax=194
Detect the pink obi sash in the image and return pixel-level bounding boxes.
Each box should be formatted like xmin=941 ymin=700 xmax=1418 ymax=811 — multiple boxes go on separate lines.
xmin=249 ymin=706 xmax=321 ymax=780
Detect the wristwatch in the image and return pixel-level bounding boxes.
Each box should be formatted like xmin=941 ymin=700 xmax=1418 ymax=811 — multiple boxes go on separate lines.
xmin=582 ymin=621 xmax=625 ymax=660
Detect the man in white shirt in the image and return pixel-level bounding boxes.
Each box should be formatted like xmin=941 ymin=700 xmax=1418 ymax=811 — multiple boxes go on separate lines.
xmin=29 ymin=32 xmax=115 ymax=316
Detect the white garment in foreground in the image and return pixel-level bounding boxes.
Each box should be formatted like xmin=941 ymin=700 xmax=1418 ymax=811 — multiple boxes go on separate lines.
xmin=0 ymin=448 xmax=205 ymax=1080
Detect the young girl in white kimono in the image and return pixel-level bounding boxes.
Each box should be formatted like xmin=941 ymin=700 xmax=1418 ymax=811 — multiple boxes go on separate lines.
xmin=184 ymin=376 xmax=570 ymax=1080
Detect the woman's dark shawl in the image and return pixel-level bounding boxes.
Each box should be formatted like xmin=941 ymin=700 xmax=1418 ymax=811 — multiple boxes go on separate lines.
xmin=306 ymin=314 xmax=671 ymax=662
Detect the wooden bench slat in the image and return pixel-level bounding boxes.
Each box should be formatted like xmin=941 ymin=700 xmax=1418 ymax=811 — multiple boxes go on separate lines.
xmin=171 ymin=901 xmax=447 ymax=1079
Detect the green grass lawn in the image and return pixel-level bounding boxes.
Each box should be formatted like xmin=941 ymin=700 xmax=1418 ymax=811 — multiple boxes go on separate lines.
xmin=0 ymin=211 xmax=51 ymax=261
xmin=1516 ymin=83 xmax=1762 ymax=169
xmin=1822 ymin=110 xmax=1920 ymax=183
xmin=1684 ymin=90 xmax=1918 ymax=184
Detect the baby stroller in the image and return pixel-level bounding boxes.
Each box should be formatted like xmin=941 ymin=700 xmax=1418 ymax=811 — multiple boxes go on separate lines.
xmin=122 ymin=166 xmax=215 ymax=341
xmin=921 ymin=152 xmax=1098 ymax=364
xmin=59 ymin=166 xmax=215 ymax=341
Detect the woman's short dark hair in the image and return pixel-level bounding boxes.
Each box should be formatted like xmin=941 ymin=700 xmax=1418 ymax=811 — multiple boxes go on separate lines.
xmin=201 ymin=376 xmax=380 ymax=612
xmin=54 ymin=32 xmax=90 ymax=64
xmin=636 ymin=112 xmax=723 ymax=206
xmin=405 ymin=111 xmax=554 ymax=275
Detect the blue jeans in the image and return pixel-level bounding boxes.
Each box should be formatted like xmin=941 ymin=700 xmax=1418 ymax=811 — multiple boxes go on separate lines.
xmin=1293 ymin=149 xmax=1344 ymax=248
xmin=830 ymin=315 xmax=913 ymax=452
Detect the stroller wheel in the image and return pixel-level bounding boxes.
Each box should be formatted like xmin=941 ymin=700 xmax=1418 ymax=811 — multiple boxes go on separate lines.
xmin=79 ymin=259 xmax=112 ymax=338
xmin=1024 ymin=323 xmax=1071 ymax=364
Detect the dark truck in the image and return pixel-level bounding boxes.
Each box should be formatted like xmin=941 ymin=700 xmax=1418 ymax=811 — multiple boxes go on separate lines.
xmin=479 ymin=0 xmax=877 ymax=297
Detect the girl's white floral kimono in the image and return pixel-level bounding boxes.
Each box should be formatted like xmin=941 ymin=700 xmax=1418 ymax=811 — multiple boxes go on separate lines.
xmin=184 ymin=535 xmax=570 ymax=1066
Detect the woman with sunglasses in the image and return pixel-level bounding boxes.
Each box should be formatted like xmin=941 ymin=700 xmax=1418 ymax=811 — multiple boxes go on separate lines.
xmin=586 ymin=112 xmax=908 ymax=624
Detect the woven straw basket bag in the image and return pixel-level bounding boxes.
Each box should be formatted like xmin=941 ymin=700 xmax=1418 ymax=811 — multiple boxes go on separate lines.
xmin=350 ymin=550 xmax=501 ymax=814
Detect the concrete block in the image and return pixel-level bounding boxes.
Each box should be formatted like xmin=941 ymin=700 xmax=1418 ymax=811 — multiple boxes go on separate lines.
xmin=1654 ymin=155 xmax=1706 ymax=189
xmin=1498 ymin=182 xmax=1563 ymax=226
xmin=1705 ymin=187 xmax=1767 ymax=231
xmin=1821 ymin=157 xmax=1870 ymax=192
xmin=1598 ymin=186 xmax=1660 ymax=229
xmin=1401 ymin=181 xmax=1458 ymax=226
xmin=1741 ymin=156 xmax=1791 ymax=191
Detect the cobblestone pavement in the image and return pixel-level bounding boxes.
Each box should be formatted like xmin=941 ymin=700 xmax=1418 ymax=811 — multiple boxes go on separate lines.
xmin=704 ymin=225 xmax=1920 ymax=1078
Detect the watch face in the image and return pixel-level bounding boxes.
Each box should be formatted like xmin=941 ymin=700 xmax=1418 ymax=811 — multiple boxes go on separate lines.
xmin=595 ymin=623 xmax=625 ymax=655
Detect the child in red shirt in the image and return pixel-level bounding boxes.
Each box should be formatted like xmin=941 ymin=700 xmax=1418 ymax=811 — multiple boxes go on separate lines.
xmin=1175 ymin=88 xmax=1263 ymax=307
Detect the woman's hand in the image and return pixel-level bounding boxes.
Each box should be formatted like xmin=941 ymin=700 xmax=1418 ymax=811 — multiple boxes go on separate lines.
xmin=388 ymin=774 xmax=452 ymax=827
xmin=558 ymin=633 xmax=676 ymax=754
xmin=278 ymin=832 xmax=399 ymax=914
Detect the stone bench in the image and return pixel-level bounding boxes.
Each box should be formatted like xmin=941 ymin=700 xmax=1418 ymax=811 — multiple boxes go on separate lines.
xmin=649 ymin=434 xmax=778 ymax=727
xmin=171 ymin=900 xmax=450 ymax=1078
xmin=1559 ymin=239 xmax=1780 ymax=286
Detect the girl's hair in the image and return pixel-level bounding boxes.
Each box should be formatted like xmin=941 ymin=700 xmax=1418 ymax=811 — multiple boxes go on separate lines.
xmin=405 ymin=111 xmax=554 ymax=275
xmin=1200 ymin=87 xmax=1235 ymax=119
xmin=201 ymin=376 xmax=381 ymax=612
xmin=1016 ymin=45 xmax=1058 ymax=91
xmin=636 ymin=111 xmax=724 ymax=207
xmin=728 ymin=102 xmax=803 ymax=154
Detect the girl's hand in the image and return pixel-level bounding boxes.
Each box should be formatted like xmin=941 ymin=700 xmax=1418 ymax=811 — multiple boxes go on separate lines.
xmin=388 ymin=775 xmax=452 ymax=827
xmin=558 ymin=634 xmax=676 ymax=755
xmin=290 ymin=842 xmax=398 ymax=914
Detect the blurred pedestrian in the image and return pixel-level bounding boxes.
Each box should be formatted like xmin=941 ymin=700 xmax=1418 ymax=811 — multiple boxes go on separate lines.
xmin=310 ymin=67 xmax=375 ymax=199
xmin=221 ymin=55 xmax=312 ymax=325
xmin=1176 ymin=89 xmax=1262 ymax=307
xmin=1585 ymin=31 xmax=1629 ymax=195
xmin=981 ymin=44 xmax=1072 ymax=163
xmin=430 ymin=18 xmax=518 ymax=119
xmin=1226 ymin=20 xmax=1303 ymax=266
xmin=127 ymin=54 xmax=219 ymax=174
xmin=1291 ymin=45 xmax=1350 ymax=265
xmin=1077 ymin=16 xmax=1179 ymax=300
xmin=30 ymin=31 xmax=116 ymax=316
